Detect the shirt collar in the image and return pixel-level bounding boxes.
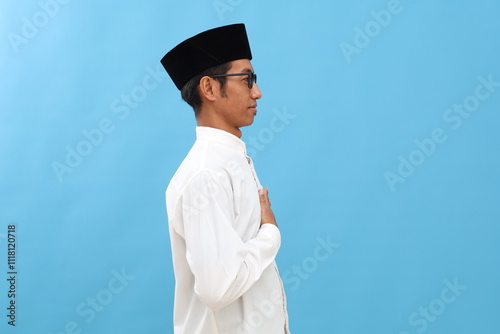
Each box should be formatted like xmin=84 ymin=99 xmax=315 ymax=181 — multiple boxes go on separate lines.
xmin=196 ymin=126 xmax=247 ymax=155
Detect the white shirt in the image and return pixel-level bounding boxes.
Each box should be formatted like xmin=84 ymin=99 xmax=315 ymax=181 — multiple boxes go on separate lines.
xmin=166 ymin=126 xmax=290 ymax=334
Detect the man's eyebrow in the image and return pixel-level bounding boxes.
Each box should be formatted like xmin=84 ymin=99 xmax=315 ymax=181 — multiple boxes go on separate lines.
xmin=239 ymin=68 xmax=254 ymax=73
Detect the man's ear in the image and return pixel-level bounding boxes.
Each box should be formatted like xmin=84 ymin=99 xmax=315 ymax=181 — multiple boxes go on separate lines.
xmin=199 ymin=76 xmax=217 ymax=102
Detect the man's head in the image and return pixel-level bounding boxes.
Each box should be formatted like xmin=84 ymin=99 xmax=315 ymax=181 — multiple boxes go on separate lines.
xmin=196 ymin=59 xmax=262 ymax=130
xmin=161 ymin=24 xmax=261 ymax=136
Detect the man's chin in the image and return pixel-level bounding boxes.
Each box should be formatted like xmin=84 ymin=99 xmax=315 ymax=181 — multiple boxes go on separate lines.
xmin=239 ymin=117 xmax=255 ymax=128
xmin=243 ymin=119 xmax=255 ymax=127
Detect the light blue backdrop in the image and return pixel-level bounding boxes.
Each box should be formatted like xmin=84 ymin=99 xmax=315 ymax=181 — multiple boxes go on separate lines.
xmin=1 ymin=0 xmax=499 ymax=333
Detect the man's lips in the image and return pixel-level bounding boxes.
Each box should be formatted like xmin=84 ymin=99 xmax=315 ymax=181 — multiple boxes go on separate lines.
xmin=249 ymin=104 xmax=258 ymax=113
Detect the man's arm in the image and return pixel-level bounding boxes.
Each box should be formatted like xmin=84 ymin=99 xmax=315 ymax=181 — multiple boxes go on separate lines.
xmin=179 ymin=170 xmax=281 ymax=311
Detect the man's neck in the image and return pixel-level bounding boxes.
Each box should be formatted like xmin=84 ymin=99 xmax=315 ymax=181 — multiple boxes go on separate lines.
xmin=196 ymin=113 xmax=242 ymax=138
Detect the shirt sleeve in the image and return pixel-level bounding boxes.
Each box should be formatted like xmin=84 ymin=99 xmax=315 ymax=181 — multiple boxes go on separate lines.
xmin=176 ymin=169 xmax=281 ymax=311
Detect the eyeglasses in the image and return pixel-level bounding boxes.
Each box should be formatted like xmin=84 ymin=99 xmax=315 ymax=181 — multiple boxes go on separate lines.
xmin=210 ymin=72 xmax=257 ymax=89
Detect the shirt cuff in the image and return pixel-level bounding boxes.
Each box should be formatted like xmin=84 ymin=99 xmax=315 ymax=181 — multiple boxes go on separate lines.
xmin=258 ymin=223 xmax=281 ymax=249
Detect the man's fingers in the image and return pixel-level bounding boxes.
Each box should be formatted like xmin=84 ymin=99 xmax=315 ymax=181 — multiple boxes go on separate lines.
xmin=259 ymin=188 xmax=271 ymax=206
xmin=258 ymin=188 xmax=277 ymax=227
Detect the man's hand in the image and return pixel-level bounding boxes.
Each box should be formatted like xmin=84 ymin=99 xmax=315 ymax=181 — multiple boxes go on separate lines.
xmin=259 ymin=188 xmax=278 ymax=228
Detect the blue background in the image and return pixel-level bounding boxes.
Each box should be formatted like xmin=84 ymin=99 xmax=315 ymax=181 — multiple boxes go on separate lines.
xmin=1 ymin=0 xmax=499 ymax=333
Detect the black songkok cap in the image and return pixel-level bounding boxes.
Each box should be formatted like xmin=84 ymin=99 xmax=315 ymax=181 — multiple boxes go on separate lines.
xmin=161 ymin=23 xmax=252 ymax=90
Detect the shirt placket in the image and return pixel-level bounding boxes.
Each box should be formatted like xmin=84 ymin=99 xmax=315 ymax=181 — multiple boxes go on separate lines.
xmin=246 ymin=155 xmax=290 ymax=333
xmin=246 ymin=156 xmax=262 ymax=190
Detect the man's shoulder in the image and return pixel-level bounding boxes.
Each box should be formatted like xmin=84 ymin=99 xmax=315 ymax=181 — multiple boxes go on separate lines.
xmin=168 ymin=143 xmax=231 ymax=188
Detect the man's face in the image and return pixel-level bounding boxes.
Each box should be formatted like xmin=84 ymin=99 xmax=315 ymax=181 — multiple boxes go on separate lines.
xmin=213 ymin=59 xmax=262 ymax=131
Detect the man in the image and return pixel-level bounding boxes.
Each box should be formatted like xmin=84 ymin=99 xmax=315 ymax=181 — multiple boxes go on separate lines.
xmin=161 ymin=24 xmax=290 ymax=334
